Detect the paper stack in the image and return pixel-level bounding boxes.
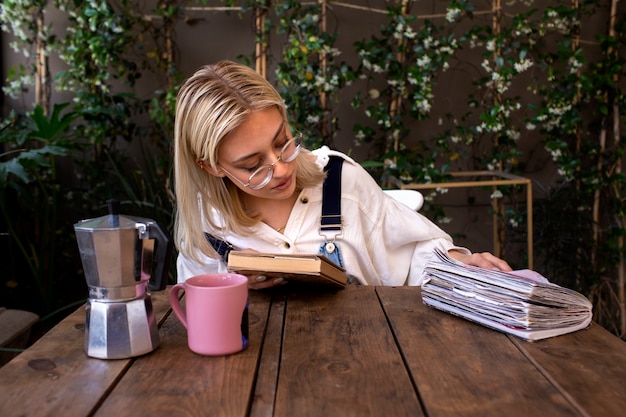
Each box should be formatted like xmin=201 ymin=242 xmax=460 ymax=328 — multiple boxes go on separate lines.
xmin=421 ymin=249 xmax=593 ymax=341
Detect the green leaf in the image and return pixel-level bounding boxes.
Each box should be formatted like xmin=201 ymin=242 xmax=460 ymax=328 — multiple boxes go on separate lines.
xmin=0 ymin=158 xmax=29 ymax=185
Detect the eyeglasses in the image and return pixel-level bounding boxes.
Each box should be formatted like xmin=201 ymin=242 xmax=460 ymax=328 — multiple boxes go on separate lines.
xmin=219 ymin=133 xmax=303 ymax=190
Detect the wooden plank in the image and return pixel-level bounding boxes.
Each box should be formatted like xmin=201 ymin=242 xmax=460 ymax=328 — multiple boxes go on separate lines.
xmin=249 ymin=293 xmax=286 ymax=417
xmin=0 ymin=307 xmax=39 ymax=346
xmin=93 ymin=290 xmax=273 ymax=417
xmin=274 ymin=286 xmax=425 ymax=417
xmin=511 ymin=323 xmax=626 ymax=417
xmin=377 ymin=286 xmax=581 ymax=417
xmin=0 ymin=287 xmax=172 ymax=417
xmin=0 ymin=307 xmax=40 ymax=366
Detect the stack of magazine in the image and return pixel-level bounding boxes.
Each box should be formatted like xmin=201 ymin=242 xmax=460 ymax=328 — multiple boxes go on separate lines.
xmin=421 ymin=249 xmax=593 ymax=341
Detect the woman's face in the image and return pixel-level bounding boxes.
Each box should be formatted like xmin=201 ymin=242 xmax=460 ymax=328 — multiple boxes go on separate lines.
xmin=213 ymin=107 xmax=299 ymax=201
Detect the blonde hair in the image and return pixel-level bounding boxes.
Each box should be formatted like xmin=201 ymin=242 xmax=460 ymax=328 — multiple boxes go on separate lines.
xmin=174 ymin=60 xmax=325 ymax=262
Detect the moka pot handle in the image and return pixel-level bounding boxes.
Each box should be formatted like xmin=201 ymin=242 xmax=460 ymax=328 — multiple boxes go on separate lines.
xmin=142 ymin=221 xmax=173 ymax=291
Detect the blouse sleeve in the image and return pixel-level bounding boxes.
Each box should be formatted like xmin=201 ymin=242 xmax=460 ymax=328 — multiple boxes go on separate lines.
xmin=323 ymin=150 xmax=470 ymax=286
xmin=176 ymin=250 xmax=228 ymax=283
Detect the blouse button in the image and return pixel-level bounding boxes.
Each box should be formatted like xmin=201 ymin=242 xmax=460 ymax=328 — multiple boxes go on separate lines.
xmin=282 ymin=242 xmax=291 ymax=249
xmin=300 ymin=196 xmax=309 ymax=204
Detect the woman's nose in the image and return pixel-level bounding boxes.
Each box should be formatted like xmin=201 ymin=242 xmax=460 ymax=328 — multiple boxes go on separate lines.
xmin=272 ymin=157 xmax=290 ymax=177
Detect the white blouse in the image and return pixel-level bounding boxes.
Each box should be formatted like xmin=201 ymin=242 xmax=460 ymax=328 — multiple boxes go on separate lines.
xmin=177 ymin=147 xmax=469 ymax=286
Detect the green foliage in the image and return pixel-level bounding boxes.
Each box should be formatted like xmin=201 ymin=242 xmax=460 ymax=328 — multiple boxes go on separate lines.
xmin=0 ymin=104 xmax=83 ymax=324
xmin=0 ymin=104 xmax=78 ymax=185
xmin=274 ymin=0 xmax=357 ymax=149
xmin=353 ymin=5 xmax=462 ymax=185
xmin=0 ymin=0 xmax=54 ymax=99
xmin=1 ymin=0 xmax=625 ymax=336
xmin=0 ymin=0 xmax=177 ymax=327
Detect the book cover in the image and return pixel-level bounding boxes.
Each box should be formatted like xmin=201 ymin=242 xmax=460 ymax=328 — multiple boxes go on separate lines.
xmin=421 ymin=249 xmax=593 ymax=341
xmin=227 ymin=251 xmax=348 ymax=288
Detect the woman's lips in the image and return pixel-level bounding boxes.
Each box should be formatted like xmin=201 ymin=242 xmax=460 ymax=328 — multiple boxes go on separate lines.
xmin=273 ymin=174 xmax=293 ymax=190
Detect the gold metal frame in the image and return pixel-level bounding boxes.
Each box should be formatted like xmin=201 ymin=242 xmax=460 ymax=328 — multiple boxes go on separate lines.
xmin=402 ymin=171 xmax=533 ymax=269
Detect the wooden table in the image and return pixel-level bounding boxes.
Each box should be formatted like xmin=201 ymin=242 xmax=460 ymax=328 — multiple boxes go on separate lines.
xmin=1 ymin=285 xmax=625 ymax=417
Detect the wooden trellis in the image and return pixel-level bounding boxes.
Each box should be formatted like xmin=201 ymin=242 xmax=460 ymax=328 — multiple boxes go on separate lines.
xmin=183 ymin=0 xmax=624 ymax=336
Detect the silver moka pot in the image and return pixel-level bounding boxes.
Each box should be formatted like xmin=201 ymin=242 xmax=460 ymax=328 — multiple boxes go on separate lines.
xmin=74 ymin=200 xmax=172 ymax=359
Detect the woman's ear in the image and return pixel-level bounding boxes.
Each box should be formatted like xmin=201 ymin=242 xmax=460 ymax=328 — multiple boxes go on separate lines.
xmin=197 ymin=160 xmax=225 ymax=177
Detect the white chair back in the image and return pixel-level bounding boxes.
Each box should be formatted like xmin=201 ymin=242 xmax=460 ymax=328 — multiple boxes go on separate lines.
xmin=383 ymin=189 xmax=424 ymax=211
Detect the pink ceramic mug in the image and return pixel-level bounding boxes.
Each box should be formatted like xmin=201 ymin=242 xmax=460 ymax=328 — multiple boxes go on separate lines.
xmin=169 ymin=273 xmax=249 ymax=355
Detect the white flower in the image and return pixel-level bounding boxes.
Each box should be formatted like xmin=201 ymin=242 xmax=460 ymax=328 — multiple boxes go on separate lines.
xmin=416 ymin=99 xmax=431 ymax=113
xmin=368 ymin=89 xmax=380 ymax=99
xmin=568 ymin=56 xmax=583 ymax=74
xmin=439 ymin=46 xmax=455 ymax=55
xmin=506 ymin=130 xmax=521 ymax=141
xmin=306 ymin=114 xmax=320 ymax=124
xmin=514 ymin=58 xmax=533 ymax=73
xmin=490 ymin=190 xmax=504 ymax=199
xmin=384 ymin=158 xmax=397 ymax=169
xmin=404 ymin=26 xmax=416 ymax=39
xmin=416 ymin=55 xmax=431 ymax=67
xmin=550 ymin=149 xmax=562 ymax=161
xmin=446 ymin=7 xmax=462 ymax=23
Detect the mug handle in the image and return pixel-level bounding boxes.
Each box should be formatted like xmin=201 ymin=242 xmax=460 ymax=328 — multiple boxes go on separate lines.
xmin=169 ymin=283 xmax=187 ymax=328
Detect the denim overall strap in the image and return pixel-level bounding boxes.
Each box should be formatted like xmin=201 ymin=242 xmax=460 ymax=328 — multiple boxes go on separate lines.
xmin=321 ymin=156 xmax=343 ymax=233
xmin=319 ymin=156 xmax=345 ymax=267
xmin=205 ymin=232 xmax=234 ymax=264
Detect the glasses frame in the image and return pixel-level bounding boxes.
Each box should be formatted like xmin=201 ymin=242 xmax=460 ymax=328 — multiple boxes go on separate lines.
xmin=219 ymin=132 xmax=303 ymax=190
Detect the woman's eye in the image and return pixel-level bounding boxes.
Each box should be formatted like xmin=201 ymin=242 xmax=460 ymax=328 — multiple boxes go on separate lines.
xmin=276 ymin=136 xmax=290 ymax=149
xmin=244 ymin=164 xmax=261 ymax=173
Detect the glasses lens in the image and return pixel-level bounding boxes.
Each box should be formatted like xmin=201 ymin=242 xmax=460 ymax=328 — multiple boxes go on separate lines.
xmin=247 ymin=166 xmax=272 ymax=190
xmin=246 ymin=134 xmax=303 ymax=190
xmin=282 ymin=134 xmax=302 ymax=163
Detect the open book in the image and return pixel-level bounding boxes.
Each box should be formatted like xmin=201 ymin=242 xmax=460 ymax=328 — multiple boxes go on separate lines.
xmin=227 ymin=251 xmax=348 ymax=288
xmin=421 ymin=249 xmax=593 ymax=341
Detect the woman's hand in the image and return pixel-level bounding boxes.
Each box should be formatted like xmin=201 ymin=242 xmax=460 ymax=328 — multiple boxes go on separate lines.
xmin=448 ymin=250 xmax=513 ymax=272
xmin=234 ymin=248 xmax=288 ymax=290
xmin=247 ymin=274 xmax=288 ymax=290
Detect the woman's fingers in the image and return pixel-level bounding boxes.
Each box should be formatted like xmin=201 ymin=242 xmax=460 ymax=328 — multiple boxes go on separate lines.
xmin=247 ymin=274 xmax=288 ymax=290
xmin=448 ymin=250 xmax=513 ymax=272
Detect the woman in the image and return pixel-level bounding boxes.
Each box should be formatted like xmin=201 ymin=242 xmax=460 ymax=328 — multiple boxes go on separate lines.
xmin=174 ymin=60 xmax=511 ymax=289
